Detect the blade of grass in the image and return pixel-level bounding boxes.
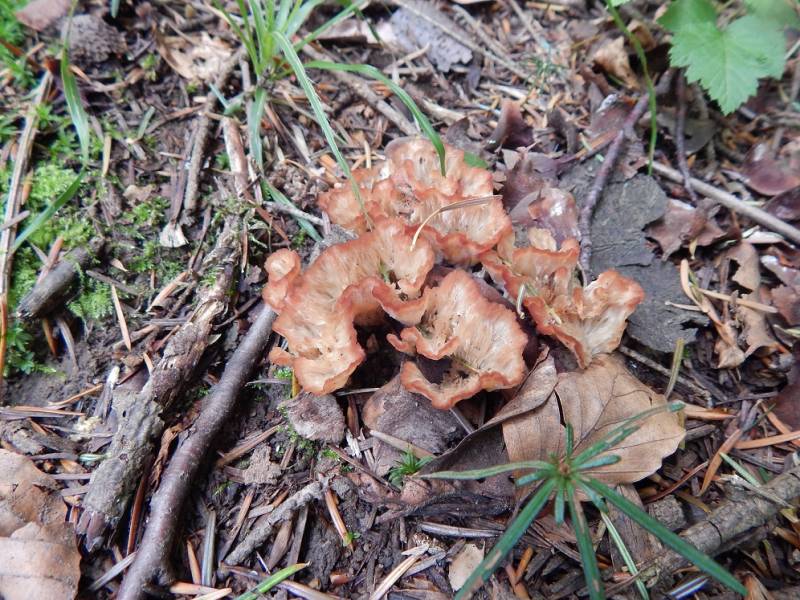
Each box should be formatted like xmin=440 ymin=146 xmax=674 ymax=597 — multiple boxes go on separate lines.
xmin=235 ymin=562 xmax=309 ymax=600
xmin=214 ymin=0 xmax=259 ymax=71
xmin=271 ymin=31 xmax=365 ymax=218
xmin=248 ymin=87 xmax=268 ymax=171
xmin=13 ymin=169 xmax=84 ymax=251
xmin=454 ymin=478 xmax=556 ymax=600
xmin=110 ymin=0 xmax=120 ymax=18
xmin=600 ymin=511 xmax=649 ymax=600
xmin=304 ymin=60 xmax=446 ymax=174
xmin=263 ymin=180 xmax=321 ymax=242
xmin=567 ymin=482 xmax=605 ymax=600
xmin=60 ymin=48 xmax=91 ymax=164
xmin=423 ymin=460 xmax=554 ymax=481
xmin=581 ymin=478 xmax=746 ymax=595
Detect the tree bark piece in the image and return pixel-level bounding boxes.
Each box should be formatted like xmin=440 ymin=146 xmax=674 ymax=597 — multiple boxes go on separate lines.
xmin=116 ymin=303 xmax=278 ymax=600
xmin=77 ymin=220 xmax=241 ymax=548
xmin=16 ymin=239 xmax=103 ymax=320
xmin=644 ymin=465 xmax=800 ymax=593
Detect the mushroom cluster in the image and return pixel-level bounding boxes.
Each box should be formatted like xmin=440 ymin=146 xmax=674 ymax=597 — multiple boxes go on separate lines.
xmin=263 ymin=137 xmax=644 ymax=409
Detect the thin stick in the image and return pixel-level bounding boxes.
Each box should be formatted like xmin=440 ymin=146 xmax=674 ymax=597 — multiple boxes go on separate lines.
xmin=674 ymin=71 xmax=697 ymax=202
xmin=410 ymin=195 xmax=499 ymax=250
xmin=110 ymin=284 xmax=132 ymax=351
xmin=116 ymin=305 xmax=278 ymax=600
xmin=578 ymin=71 xmax=674 ymax=271
xmin=0 ymin=70 xmax=52 ymax=387
xmin=651 ymin=161 xmax=800 ymax=245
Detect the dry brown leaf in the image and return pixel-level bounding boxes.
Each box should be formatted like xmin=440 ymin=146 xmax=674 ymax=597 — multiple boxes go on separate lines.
xmin=157 ymin=33 xmax=232 ymax=81
xmin=726 ymin=242 xmax=761 ymax=291
xmin=15 ymin=0 xmax=70 ymax=31
xmin=646 ymin=199 xmax=724 ymax=258
xmin=449 ymin=543 xmax=484 ymax=591
xmin=593 ymin=37 xmax=638 ymax=89
xmin=502 ymin=355 xmax=684 ymax=486
xmin=0 ymin=450 xmax=81 ymax=600
xmin=739 ymin=292 xmax=777 ymax=357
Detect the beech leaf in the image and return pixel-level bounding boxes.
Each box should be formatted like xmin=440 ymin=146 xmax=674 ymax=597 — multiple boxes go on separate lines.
xmin=502 ymin=355 xmax=684 ymax=485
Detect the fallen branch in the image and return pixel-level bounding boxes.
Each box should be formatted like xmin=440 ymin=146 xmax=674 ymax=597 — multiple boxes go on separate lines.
xmin=619 ymin=464 xmax=800 ymax=595
xmin=651 ymin=161 xmax=800 ymax=245
xmin=16 ymin=239 xmax=103 ymax=320
xmin=578 ymin=71 xmax=674 ymax=271
xmin=116 ymin=303 xmax=278 ymax=600
xmin=78 ymin=220 xmax=242 ymax=547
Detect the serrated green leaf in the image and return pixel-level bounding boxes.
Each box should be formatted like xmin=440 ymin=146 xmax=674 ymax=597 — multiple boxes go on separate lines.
xmin=744 ymin=0 xmax=800 ymax=28
xmin=668 ymin=15 xmax=786 ymax=113
xmin=659 ymin=0 xmax=718 ymax=33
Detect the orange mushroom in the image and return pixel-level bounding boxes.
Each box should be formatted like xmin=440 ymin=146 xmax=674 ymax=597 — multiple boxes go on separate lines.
xmin=483 ymin=229 xmax=643 ymax=368
xmin=267 ymin=219 xmax=435 ymax=394
xmin=387 ymin=269 xmax=528 ymax=409
xmin=317 ymin=137 xmax=511 ymax=264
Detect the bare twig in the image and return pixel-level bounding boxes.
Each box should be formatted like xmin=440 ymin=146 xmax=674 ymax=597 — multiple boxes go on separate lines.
xmin=0 ymin=70 xmax=52 ymax=388
xmin=578 ymin=71 xmax=674 ymax=271
xmin=181 ymin=48 xmax=245 ymax=214
xmin=675 ymin=71 xmax=697 ymax=202
xmin=651 ymin=162 xmax=800 ymax=245
xmin=16 ymin=239 xmax=102 ymax=320
xmin=116 ymin=303 xmax=278 ymax=600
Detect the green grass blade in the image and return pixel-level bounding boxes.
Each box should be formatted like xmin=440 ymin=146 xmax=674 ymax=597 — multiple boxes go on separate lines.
xmin=424 ymin=460 xmax=553 ymax=481
xmin=271 ymin=32 xmax=363 ymax=209
xmin=283 ymin=0 xmax=313 ymax=36
xmin=214 ymin=0 xmax=259 ymax=71
xmin=583 ymin=478 xmax=746 ymax=595
xmin=110 ymin=0 xmax=120 ymax=18
xmin=567 ymin=482 xmax=605 ymax=600
xmin=60 ymin=48 xmax=91 ymax=164
xmin=14 ymin=169 xmax=84 ymax=251
xmin=600 ymin=511 xmax=649 ymax=600
xmin=455 ymin=478 xmax=556 ymax=600
xmin=554 ymin=481 xmax=566 ymax=524
xmin=578 ymin=454 xmax=621 ymax=471
xmin=275 ymin=0 xmax=294 ymax=31
xmin=248 ymin=87 xmax=268 ymax=171
xmin=235 ymin=562 xmax=308 ymax=600
xmin=263 ymin=180 xmax=321 ymax=242
xmin=305 ymin=60 xmax=446 ymax=174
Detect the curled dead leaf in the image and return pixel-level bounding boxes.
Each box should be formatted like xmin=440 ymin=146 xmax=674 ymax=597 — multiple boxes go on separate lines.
xmin=593 ymin=37 xmax=639 ymax=89
xmin=502 ymin=355 xmax=684 ymax=485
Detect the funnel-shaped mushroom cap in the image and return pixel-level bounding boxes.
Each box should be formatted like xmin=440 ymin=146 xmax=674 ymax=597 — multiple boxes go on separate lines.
xmin=317 ymin=137 xmax=510 ymax=264
xmin=267 ymin=219 xmax=435 ymax=394
xmin=387 ymin=270 xmax=528 ymax=409
xmin=525 ymin=270 xmax=645 ymax=368
xmin=262 ymin=249 xmax=302 ymax=312
xmin=482 ymin=228 xmax=580 ymax=307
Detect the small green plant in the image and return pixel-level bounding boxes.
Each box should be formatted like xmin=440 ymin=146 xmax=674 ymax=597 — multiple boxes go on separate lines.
xmin=214 ymin=0 xmax=445 ymax=237
xmin=278 ymin=404 xmax=317 ymax=455
xmin=388 ymin=449 xmax=434 ymax=488
xmin=611 ymin=0 xmax=797 ymax=114
xmin=343 ymin=529 xmax=361 ymax=546
xmin=424 ymin=404 xmax=746 ymax=600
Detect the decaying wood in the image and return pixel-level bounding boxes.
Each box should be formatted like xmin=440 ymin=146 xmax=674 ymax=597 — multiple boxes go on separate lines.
xmin=116 ymin=302 xmax=278 ymax=600
xmin=225 ymin=479 xmax=325 ymax=566
xmin=16 ymin=238 xmax=103 ymax=320
xmin=644 ymin=464 xmax=800 ymax=593
xmin=77 ymin=219 xmax=242 ymax=548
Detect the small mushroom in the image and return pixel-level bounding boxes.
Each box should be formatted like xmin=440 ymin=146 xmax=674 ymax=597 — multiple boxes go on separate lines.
xmin=387 ymin=269 xmax=528 ymax=409
xmin=318 ymin=137 xmax=510 ymax=264
xmin=267 ymin=219 xmax=435 ymax=394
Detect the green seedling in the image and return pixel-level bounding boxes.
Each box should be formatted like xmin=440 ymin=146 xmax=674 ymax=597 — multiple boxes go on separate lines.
xmin=424 ymin=403 xmax=746 ymax=599
xmin=388 ymin=448 xmax=433 ymax=488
